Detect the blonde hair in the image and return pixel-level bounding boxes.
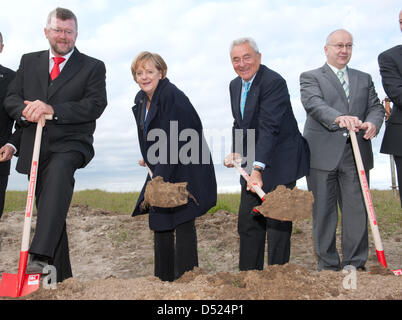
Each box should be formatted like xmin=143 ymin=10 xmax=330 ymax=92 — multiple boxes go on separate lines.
xmin=131 ymin=51 xmax=168 ymax=82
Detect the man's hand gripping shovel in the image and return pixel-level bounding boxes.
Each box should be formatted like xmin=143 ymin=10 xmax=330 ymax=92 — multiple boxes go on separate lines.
xmin=226 ymin=155 xmax=268 ymax=216
xmin=226 ymin=155 xmax=315 ymax=222
xmin=0 ymin=115 xmax=52 ymax=298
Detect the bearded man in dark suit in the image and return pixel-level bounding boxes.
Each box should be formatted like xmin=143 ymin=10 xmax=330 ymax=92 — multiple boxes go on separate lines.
xmin=4 ymin=8 xmax=107 ymax=282
xmin=0 ymin=31 xmax=16 ymax=219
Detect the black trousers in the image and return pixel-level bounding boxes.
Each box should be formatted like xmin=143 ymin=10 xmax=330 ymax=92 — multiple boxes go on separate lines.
xmin=29 ymin=151 xmax=83 ymax=282
xmin=154 ymin=219 xmax=198 ymax=282
xmin=0 ymin=175 xmax=8 ymax=219
xmin=238 ymin=182 xmax=294 ymax=270
xmin=394 ymin=156 xmax=402 ymax=208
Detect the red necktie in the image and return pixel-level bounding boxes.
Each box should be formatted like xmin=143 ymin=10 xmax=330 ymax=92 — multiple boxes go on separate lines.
xmin=50 ymin=57 xmax=66 ymax=80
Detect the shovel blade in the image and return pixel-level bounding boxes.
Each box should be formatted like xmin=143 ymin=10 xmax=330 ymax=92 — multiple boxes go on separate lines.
xmin=392 ymin=269 xmax=402 ymax=276
xmin=0 ymin=272 xmax=41 ymax=298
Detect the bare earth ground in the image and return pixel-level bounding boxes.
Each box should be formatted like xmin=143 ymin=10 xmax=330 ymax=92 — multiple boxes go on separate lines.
xmin=0 ymin=204 xmax=401 ymax=300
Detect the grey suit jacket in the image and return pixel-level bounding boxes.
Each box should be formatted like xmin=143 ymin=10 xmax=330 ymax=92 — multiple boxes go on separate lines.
xmin=300 ymin=63 xmax=384 ymax=171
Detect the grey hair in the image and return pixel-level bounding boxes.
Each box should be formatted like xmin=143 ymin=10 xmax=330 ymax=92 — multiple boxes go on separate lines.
xmin=46 ymin=7 xmax=78 ymax=31
xmin=326 ymin=29 xmax=353 ymax=45
xmin=230 ymin=37 xmax=259 ymax=54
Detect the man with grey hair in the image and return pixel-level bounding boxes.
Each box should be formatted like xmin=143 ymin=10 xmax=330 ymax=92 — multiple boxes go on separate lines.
xmin=0 ymin=31 xmax=16 ymax=219
xmin=224 ymin=37 xmax=310 ymax=270
xmin=4 ymin=7 xmax=107 ymax=282
xmin=300 ymin=29 xmax=384 ymax=271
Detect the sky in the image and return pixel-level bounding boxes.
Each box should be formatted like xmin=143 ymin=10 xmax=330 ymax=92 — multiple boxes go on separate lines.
xmin=1 ymin=0 xmax=401 ymax=193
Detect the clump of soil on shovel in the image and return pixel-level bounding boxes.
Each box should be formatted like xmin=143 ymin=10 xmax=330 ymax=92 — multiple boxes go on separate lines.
xmin=255 ymin=185 xmax=314 ymax=221
xmin=142 ymin=176 xmax=198 ymax=209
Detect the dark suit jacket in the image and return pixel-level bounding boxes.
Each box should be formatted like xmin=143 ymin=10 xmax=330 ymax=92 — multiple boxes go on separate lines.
xmin=132 ymin=78 xmax=217 ymax=231
xmin=379 ymin=45 xmax=402 ymax=156
xmin=4 ymin=48 xmax=107 ymax=174
xmin=0 ymin=64 xmax=16 ymax=176
xmin=230 ymin=64 xmax=310 ymax=192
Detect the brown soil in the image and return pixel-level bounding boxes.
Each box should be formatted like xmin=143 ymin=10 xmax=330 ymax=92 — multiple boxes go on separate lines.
xmin=256 ymin=185 xmax=314 ymax=221
xmin=0 ymin=204 xmax=401 ymax=300
xmin=144 ymin=176 xmax=194 ymax=209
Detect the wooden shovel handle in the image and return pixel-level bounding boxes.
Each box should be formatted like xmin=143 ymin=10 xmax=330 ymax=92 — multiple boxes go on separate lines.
xmin=349 ymin=130 xmax=387 ymax=267
xmin=232 ymin=161 xmax=266 ymax=199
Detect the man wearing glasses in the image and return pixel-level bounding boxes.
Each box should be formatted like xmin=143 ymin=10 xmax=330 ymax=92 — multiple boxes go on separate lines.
xmin=299 ymin=29 xmax=384 ymax=272
xmin=4 ymin=7 xmax=107 ymax=282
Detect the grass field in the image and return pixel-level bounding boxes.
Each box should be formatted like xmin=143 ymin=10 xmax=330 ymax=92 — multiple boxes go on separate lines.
xmin=3 ymin=189 xmax=401 ymax=237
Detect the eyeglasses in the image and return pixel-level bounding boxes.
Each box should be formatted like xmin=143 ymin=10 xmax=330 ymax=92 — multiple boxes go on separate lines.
xmin=328 ymin=43 xmax=353 ymax=50
xmin=232 ymin=55 xmax=253 ymax=65
xmin=49 ymin=28 xmax=76 ymax=36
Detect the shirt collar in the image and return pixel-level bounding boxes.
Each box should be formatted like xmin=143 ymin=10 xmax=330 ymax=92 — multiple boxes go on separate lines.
xmin=49 ymin=48 xmax=74 ymax=63
xmin=242 ymin=73 xmax=256 ymax=88
xmin=327 ymin=62 xmax=347 ymax=75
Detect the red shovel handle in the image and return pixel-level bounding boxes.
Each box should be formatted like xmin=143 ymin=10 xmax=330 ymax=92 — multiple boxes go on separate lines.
xmin=349 ymin=130 xmax=387 ymax=269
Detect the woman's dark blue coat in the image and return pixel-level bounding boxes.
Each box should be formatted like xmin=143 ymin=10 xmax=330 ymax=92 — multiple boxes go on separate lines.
xmin=132 ymin=78 xmax=217 ymax=231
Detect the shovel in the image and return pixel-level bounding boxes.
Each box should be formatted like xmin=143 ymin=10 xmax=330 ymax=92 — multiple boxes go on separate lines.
xmin=231 ymin=160 xmax=313 ymax=221
xmin=0 ymin=115 xmax=52 ymax=298
xmin=349 ymin=130 xmax=401 ymax=276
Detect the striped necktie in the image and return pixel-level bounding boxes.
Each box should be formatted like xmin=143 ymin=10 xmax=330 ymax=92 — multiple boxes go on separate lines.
xmin=337 ymin=70 xmax=349 ymax=101
xmin=240 ymin=81 xmax=251 ymax=118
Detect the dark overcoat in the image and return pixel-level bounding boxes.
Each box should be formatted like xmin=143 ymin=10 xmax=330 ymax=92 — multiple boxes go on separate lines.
xmin=132 ymin=78 xmax=217 ymax=231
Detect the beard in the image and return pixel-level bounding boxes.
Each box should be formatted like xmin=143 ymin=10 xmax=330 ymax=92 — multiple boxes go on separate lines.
xmin=50 ymin=40 xmax=75 ymax=56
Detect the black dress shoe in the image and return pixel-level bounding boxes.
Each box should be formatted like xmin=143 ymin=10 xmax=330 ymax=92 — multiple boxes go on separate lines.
xmin=26 ymin=255 xmax=50 ymax=275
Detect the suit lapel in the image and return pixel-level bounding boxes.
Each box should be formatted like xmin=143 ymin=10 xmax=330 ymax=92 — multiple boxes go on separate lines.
xmin=241 ymin=66 xmax=264 ymax=127
xmin=35 ymin=51 xmax=51 ymax=100
xmin=347 ymin=67 xmax=358 ymax=112
xmin=321 ymin=64 xmax=349 ymax=108
xmin=144 ymin=78 xmax=171 ymax=132
xmin=231 ymin=77 xmax=242 ymax=125
xmin=242 ymin=83 xmax=259 ymax=127
xmin=48 ymin=48 xmax=84 ymax=100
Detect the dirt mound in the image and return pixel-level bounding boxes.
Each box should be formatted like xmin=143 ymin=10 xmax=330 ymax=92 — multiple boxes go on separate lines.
xmin=0 ymin=205 xmax=401 ymax=300
xmin=256 ymin=185 xmax=314 ymax=221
